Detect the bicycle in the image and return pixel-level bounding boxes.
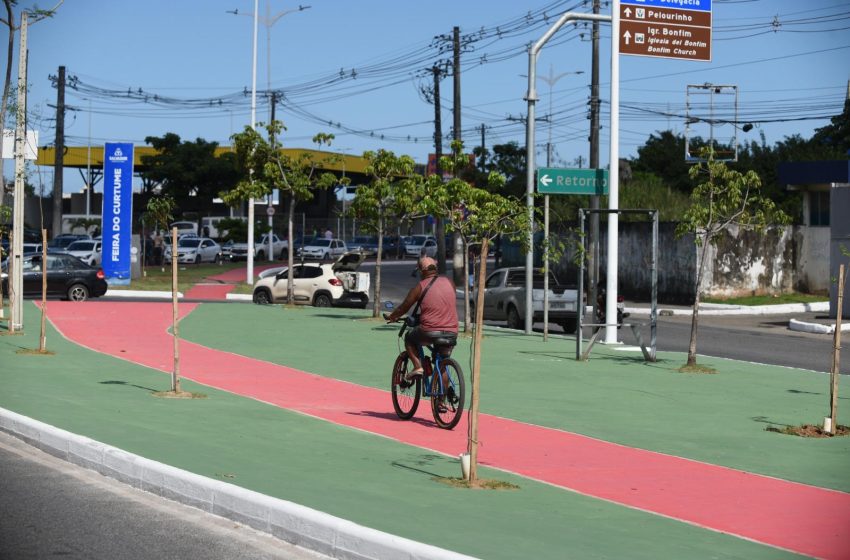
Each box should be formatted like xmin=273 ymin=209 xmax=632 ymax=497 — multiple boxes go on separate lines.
xmin=384 ymin=314 xmax=465 ymax=430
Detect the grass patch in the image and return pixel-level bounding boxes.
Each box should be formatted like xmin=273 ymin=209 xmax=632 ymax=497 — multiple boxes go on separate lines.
xmin=110 ymin=263 xmax=248 ymax=292
xmin=702 ymin=293 xmax=826 ymax=306
xmin=151 ymin=390 xmax=207 ymax=399
xmin=436 ymin=477 xmax=521 ymax=490
xmin=678 ymin=364 xmax=718 ymax=374
xmin=15 ymin=348 xmax=55 ymax=355
xmin=766 ymin=424 xmax=850 ymax=438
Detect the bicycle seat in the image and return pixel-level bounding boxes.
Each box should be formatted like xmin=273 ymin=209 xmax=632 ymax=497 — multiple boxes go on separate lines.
xmin=429 ymin=332 xmax=457 ymax=356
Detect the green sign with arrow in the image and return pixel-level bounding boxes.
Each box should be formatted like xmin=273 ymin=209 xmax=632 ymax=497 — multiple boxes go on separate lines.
xmin=537 ymin=167 xmax=609 ymax=195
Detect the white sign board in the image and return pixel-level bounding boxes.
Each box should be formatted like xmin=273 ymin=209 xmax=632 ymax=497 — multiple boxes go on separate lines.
xmin=2 ymin=129 xmax=39 ymax=160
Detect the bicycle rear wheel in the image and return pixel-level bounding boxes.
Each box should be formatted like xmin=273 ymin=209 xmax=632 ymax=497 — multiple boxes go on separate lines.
xmin=431 ymin=358 xmax=465 ymax=429
xmin=391 ymin=352 xmax=421 ymax=420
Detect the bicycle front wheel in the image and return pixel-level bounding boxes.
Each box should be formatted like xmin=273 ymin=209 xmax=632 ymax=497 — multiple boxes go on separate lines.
xmin=431 ymin=358 xmax=465 ymax=430
xmin=391 ymin=352 xmax=421 ymax=420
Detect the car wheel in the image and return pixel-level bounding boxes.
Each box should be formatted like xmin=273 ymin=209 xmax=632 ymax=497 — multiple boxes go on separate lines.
xmin=195 ymin=254 xmax=201 ymax=264
xmin=214 ymin=253 xmax=221 ymax=264
xmin=506 ymin=305 xmax=523 ymax=330
xmin=313 ymin=293 xmax=332 ymax=307
xmin=560 ymin=318 xmax=577 ymax=334
xmin=322 ymin=251 xmax=329 ymax=261
xmin=67 ymin=283 xmax=89 ymax=302
xmin=253 ymin=288 xmax=272 ymax=305
xmin=256 ymin=251 xmax=265 ymax=261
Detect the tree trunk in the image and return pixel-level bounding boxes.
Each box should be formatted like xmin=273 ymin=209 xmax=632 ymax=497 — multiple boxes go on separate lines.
xmin=39 ymin=229 xmax=47 ymax=351
xmin=462 ymin=239 xmax=470 ymax=333
xmin=372 ymin=215 xmax=383 ymax=318
xmin=171 ymin=227 xmax=181 ymax=392
xmin=468 ymin=236 xmax=489 ymax=484
xmin=286 ymin=194 xmax=296 ymax=304
xmin=687 ymin=238 xmax=711 ymax=367
xmin=829 ymin=264 xmax=845 ymax=434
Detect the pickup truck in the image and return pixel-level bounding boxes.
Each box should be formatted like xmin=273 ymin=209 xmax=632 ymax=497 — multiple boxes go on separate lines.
xmin=472 ymin=267 xmax=582 ymax=333
xmin=229 ymin=234 xmax=287 ymax=261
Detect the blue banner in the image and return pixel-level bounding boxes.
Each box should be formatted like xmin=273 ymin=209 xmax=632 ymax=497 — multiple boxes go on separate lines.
xmin=621 ymin=0 xmax=711 ymax=12
xmin=102 ymin=142 xmax=134 ymax=284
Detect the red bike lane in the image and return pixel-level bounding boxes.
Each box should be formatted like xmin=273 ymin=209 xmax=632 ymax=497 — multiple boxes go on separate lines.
xmin=46 ymin=301 xmax=850 ymax=560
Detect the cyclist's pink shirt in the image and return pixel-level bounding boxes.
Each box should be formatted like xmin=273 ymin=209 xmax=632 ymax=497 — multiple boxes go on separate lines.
xmin=418 ymin=276 xmax=458 ymax=333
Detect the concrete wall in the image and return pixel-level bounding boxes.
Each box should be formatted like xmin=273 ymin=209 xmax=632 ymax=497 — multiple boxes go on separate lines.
xmin=795 ymin=226 xmax=830 ymax=293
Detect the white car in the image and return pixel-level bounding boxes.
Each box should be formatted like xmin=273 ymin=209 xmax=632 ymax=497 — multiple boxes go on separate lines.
xmin=164 ymin=237 xmax=221 ymax=264
xmin=296 ymin=238 xmax=347 ymax=260
xmin=64 ymin=240 xmax=103 ymax=266
xmin=404 ymin=235 xmax=437 ymax=258
xmin=252 ymin=252 xmax=369 ymax=308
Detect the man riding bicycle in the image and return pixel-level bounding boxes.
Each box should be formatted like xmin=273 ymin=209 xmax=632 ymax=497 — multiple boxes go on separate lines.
xmin=385 ymin=256 xmax=458 ymax=381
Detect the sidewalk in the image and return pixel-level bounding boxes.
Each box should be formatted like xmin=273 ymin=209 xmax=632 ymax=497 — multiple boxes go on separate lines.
xmin=1 ymin=301 xmax=848 ymax=559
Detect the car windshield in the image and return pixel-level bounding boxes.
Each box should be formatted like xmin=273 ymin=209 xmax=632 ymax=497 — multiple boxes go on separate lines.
xmin=178 ymin=239 xmax=201 ymax=248
xmin=309 ymin=239 xmax=331 ymax=247
xmin=409 ymin=236 xmax=429 ymax=245
xmin=67 ymin=241 xmax=96 ymax=251
xmin=352 ymin=236 xmax=372 ymax=244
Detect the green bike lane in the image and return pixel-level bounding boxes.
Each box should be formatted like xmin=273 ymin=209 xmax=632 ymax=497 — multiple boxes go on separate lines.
xmin=1 ymin=301 xmax=848 ymax=559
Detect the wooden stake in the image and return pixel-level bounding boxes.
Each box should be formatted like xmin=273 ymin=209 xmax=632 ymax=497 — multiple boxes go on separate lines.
xmin=39 ymin=229 xmax=47 ymax=351
xmin=468 ymin=236 xmax=489 ymax=484
xmin=829 ymin=264 xmax=845 ymax=435
xmin=171 ymin=226 xmax=181 ymax=393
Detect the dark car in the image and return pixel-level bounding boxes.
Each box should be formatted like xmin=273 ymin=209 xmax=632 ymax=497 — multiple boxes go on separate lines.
xmin=48 ymin=234 xmax=90 ymax=252
xmin=1 ymin=253 xmax=108 ymax=301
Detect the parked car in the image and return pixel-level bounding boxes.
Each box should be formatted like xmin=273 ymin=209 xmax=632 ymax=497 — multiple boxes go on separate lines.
xmin=350 ymin=235 xmax=401 ymax=259
xmin=64 ymin=240 xmax=103 ymax=266
xmin=229 ymin=233 xmax=287 ymax=261
xmin=403 ymin=235 xmax=437 ymax=259
xmin=22 ymin=243 xmax=44 ymax=255
xmin=252 ymin=252 xmax=369 ymax=308
xmin=48 ymin=234 xmax=90 ymax=251
xmin=164 ymin=237 xmax=221 ymax=264
xmin=471 ymin=267 xmax=582 ymax=333
xmin=297 ymin=238 xmax=347 ymax=260
xmin=1 ymin=253 xmax=108 ymax=301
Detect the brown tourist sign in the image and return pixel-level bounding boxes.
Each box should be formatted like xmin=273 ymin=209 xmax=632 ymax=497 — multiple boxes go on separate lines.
xmin=620 ymin=1 xmax=712 ymax=61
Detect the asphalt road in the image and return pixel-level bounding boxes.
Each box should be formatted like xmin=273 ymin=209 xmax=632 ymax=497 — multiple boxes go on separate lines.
xmin=0 ymin=431 xmax=328 ymax=560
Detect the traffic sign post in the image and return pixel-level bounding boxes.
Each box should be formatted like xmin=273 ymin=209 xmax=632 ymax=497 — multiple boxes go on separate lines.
xmin=620 ymin=0 xmax=712 ymax=61
xmin=537 ymin=168 xmax=609 ymax=195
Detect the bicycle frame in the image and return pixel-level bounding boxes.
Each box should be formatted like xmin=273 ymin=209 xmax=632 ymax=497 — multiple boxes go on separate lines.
xmin=417 ymin=344 xmax=451 ymax=398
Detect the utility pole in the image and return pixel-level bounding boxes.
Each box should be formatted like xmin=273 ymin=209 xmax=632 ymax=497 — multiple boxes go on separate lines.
xmin=432 ymin=64 xmax=443 ymax=260
xmin=589 ymin=0 xmax=602 ymax=328
xmin=52 ymin=65 xmax=65 ymax=238
xmin=449 ymin=25 xmax=463 ymax=282
xmin=479 ymin=123 xmax=486 ymax=171
xmin=11 ymin=14 xmax=28 ymax=330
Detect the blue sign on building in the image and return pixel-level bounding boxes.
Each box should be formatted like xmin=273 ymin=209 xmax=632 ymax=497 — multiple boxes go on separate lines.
xmin=102 ymin=142 xmax=134 ymax=284
xmin=621 ymin=0 xmax=711 ymax=12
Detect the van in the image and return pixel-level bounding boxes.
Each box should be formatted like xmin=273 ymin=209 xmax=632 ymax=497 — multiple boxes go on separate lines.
xmin=169 ymin=221 xmax=198 ymax=236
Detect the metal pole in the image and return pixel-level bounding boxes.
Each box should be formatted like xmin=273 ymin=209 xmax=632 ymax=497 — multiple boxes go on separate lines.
xmin=651 ymin=210 xmax=658 ymax=361
xmin=525 ymin=11 xmax=611 ymax=335
xmin=543 ymin=194 xmax=549 ymax=341
xmin=605 ymin=1 xmax=621 ymax=344
xmin=247 ymin=0 xmax=258 ymax=284
xmin=576 ymin=209 xmax=586 ymax=360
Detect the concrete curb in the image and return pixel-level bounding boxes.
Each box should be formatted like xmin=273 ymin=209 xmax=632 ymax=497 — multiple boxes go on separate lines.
xmin=788 ymin=318 xmax=850 ymax=335
xmin=626 ymin=301 xmax=830 ymax=316
xmin=0 ymin=407 xmax=477 ymax=560
xmin=106 ymin=289 xmax=184 ymax=299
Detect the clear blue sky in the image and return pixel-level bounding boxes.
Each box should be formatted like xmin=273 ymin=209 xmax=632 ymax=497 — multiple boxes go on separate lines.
xmin=14 ymin=0 xmax=850 ymax=194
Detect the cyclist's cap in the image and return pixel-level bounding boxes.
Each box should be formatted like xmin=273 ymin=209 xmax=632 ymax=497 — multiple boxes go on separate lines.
xmin=418 ymin=256 xmax=437 ymax=271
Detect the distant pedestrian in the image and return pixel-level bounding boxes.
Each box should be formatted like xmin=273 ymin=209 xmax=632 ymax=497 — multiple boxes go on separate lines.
xmin=324 ymin=228 xmax=333 ymax=240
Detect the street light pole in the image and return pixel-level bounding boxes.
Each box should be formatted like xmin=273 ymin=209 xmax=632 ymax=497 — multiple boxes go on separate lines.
xmin=230 ymin=2 xmax=311 ymax=266
xmin=248 ymin=0 xmax=258 ymax=284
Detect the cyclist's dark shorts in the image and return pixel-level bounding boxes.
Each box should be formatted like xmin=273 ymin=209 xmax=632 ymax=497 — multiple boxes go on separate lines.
xmin=405 ymin=327 xmax=457 ymax=356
